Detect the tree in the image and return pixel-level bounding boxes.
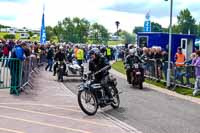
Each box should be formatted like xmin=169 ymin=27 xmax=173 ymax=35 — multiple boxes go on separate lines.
xmin=197 ymin=22 xmax=200 ymax=38
xmin=45 ymin=17 xmax=109 ymax=44
xmin=172 ymin=25 xmax=180 ymax=33
xmin=72 ymin=17 xmax=90 ymax=43
xmin=28 ymin=31 xmax=33 ymax=38
xmin=52 ymin=17 xmax=90 ymax=43
xmin=46 ymin=26 xmax=56 ymax=41
xmin=151 ymin=22 xmax=163 ymax=32
xmin=162 ymin=28 xmax=169 ymax=33
xmin=177 ymin=8 xmax=196 ymax=34
xmin=3 ymin=34 xmax=15 ymax=39
xmin=115 ymin=21 xmax=120 ymax=35
xmin=0 ymin=24 xmax=10 ymax=29
xmin=133 ymin=26 xmax=143 ymax=34
xmin=89 ymin=23 xmax=109 ymax=44
xmin=119 ymin=30 xmax=135 ymax=44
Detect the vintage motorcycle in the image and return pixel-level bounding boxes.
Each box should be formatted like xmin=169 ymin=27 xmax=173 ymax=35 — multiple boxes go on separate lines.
xmin=77 ymin=65 xmax=120 ymax=115
xmin=56 ymin=61 xmax=65 ymax=82
xmin=67 ymin=59 xmax=83 ymax=76
xmin=131 ymin=63 xmax=143 ymax=89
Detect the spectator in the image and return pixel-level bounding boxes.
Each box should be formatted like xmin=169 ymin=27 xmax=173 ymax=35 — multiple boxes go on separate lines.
xmin=154 ymin=47 xmax=162 ymax=81
xmin=161 ymin=51 xmax=168 ymax=80
xmin=2 ymin=42 xmax=10 ymax=67
xmin=0 ymin=40 xmax=3 ymax=58
xmin=9 ymin=42 xmax=25 ymax=95
xmin=174 ymin=47 xmax=186 ymax=84
xmin=185 ymin=53 xmax=196 ymax=86
xmin=106 ymin=46 xmax=112 ymax=61
xmin=147 ymin=48 xmax=155 ymax=77
xmin=45 ymin=45 xmax=54 ymax=72
xmin=115 ymin=46 xmax=119 ymax=61
xmin=141 ymin=47 xmax=149 ymax=74
xmin=192 ymin=50 xmax=200 ymax=96
xmin=22 ymin=43 xmax=31 ymax=57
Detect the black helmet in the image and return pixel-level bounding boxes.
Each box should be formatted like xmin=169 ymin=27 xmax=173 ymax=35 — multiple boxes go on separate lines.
xmin=100 ymin=46 xmax=106 ymax=53
xmin=90 ymin=48 xmax=100 ymax=56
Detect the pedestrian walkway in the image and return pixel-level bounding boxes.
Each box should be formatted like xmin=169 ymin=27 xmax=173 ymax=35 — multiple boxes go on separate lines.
xmin=0 ymin=69 xmax=135 ymax=133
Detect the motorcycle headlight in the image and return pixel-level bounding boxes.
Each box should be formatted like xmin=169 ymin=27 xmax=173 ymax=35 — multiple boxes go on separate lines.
xmin=86 ymin=80 xmax=91 ymax=86
xmin=134 ymin=64 xmax=139 ymax=69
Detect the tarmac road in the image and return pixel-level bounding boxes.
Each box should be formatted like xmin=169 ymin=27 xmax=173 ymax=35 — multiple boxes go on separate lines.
xmin=63 ymin=68 xmax=200 ymax=133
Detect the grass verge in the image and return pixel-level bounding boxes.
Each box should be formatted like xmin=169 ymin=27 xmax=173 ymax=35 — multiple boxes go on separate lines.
xmin=112 ymin=61 xmax=200 ymax=98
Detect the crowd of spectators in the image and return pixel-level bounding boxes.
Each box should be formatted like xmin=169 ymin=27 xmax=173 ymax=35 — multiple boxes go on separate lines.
xmin=0 ymin=39 xmax=200 ymax=95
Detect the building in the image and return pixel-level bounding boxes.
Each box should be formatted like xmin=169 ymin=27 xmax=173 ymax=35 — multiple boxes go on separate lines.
xmin=137 ymin=32 xmax=196 ymax=61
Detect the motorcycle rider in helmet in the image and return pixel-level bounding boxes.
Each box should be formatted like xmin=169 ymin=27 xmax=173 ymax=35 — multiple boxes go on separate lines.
xmin=53 ymin=46 xmax=67 ymax=77
xmin=125 ymin=48 xmax=144 ymax=84
xmin=89 ymin=48 xmax=113 ymax=101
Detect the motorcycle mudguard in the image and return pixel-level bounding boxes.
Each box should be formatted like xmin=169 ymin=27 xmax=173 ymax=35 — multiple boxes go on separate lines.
xmin=78 ymin=85 xmax=89 ymax=92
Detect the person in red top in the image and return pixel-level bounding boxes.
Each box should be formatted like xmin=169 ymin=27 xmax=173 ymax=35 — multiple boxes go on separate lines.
xmin=2 ymin=43 xmax=10 ymax=67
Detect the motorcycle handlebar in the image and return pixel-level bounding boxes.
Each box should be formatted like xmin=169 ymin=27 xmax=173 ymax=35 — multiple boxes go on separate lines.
xmin=93 ymin=65 xmax=111 ymax=76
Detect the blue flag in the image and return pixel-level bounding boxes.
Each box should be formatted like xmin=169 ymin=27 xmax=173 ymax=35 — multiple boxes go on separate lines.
xmin=40 ymin=10 xmax=46 ymax=45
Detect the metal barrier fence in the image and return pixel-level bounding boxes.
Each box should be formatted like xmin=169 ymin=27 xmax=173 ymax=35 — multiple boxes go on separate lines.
xmin=0 ymin=56 xmax=39 ymax=95
xmin=144 ymin=59 xmax=196 ymax=89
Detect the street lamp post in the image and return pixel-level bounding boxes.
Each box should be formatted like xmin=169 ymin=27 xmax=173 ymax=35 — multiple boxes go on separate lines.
xmin=165 ymin=0 xmax=173 ymax=88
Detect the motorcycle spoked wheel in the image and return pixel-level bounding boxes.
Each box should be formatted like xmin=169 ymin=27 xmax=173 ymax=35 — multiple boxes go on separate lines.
xmin=110 ymin=87 xmax=120 ymax=109
xmin=78 ymin=90 xmax=98 ymax=116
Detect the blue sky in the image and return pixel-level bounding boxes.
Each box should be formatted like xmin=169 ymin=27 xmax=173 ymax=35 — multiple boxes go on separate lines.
xmin=0 ymin=0 xmax=200 ymax=32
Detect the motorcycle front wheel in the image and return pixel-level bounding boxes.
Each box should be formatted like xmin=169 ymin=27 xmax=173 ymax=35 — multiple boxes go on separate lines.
xmin=78 ymin=90 xmax=98 ymax=116
xmin=110 ymin=87 xmax=120 ymax=109
xmin=57 ymin=69 xmax=63 ymax=82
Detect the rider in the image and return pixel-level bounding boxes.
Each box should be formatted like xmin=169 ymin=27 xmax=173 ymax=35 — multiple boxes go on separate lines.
xmin=89 ymin=48 xmax=113 ymax=101
xmin=125 ymin=48 xmax=144 ymax=84
xmin=53 ymin=46 xmax=67 ymax=76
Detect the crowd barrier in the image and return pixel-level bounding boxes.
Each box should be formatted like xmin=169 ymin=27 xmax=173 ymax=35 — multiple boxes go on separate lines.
xmin=143 ymin=59 xmax=196 ymax=89
xmin=0 ymin=55 xmax=40 ymax=95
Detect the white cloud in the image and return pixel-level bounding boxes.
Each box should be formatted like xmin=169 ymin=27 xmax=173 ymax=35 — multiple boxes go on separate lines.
xmin=0 ymin=0 xmax=199 ymax=33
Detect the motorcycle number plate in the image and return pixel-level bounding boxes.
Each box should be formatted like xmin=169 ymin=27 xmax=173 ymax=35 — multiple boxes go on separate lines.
xmin=136 ymin=72 xmax=141 ymax=75
xmin=134 ymin=64 xmax=139 ymax=68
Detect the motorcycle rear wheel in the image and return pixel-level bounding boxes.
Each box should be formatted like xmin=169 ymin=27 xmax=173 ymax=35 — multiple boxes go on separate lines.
xmin=111 ymin=87 xmax=120 ymax=109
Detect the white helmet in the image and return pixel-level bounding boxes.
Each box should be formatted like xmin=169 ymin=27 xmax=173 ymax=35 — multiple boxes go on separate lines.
xmin=129 ymin=48 xmax=136 ymax=55
xmin=128 ymin=44 xmax=133 ymax=49
xmin=59 ymin=46 xmax=64 ymax=50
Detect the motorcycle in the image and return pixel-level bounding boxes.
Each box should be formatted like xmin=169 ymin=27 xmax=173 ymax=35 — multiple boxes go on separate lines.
xmin=131 ymin=63 xmax=143 ymax=89
xmin=57 ymin=61 xmax=65 ymax=82
xmin=67 ymin=59 xmax=83 ymax=76
xmin=78 ymin=65 xmax=120 ymax=116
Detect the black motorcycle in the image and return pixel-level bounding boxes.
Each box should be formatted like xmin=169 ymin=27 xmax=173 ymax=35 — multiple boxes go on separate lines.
xmin=78 ymin=65 xmax=120 ymax=116
xmin=131 ymin=63 xmax=143 ymax=89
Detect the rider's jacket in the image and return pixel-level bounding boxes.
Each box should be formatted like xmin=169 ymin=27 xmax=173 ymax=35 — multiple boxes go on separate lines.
xmin=125 ymin=54 xmax=142 ymax=69
xmin=89 ymin=55 xmax=110 ymax=81
xmin=54 ymin=51 xmax=66 ymax=62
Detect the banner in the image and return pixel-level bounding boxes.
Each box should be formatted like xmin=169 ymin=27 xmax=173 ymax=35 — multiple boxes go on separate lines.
xmin=144 ymin=11 xmax=151 ymax=32
xmin=40 ymin=8 xmax=46 ymax=45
